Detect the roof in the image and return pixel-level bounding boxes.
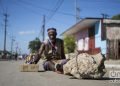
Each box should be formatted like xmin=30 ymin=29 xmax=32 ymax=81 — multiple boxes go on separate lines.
xmin=103 ymin=19 xmax=120 ymax=24
xmin=61 ymin=18 xmax=101 ymax=36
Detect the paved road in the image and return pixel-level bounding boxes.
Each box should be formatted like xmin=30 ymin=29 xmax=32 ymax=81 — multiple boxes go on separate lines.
xmin=0 ymin=60 xmax=119 ymax=86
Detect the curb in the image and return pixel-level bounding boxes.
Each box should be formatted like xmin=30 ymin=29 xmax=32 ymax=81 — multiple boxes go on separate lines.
xmin=105 ymin=64 xmax=120 ymax=69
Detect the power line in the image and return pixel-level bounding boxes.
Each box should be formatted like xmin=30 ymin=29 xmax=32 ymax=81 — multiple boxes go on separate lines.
xmin=18 ymin=0 xmax=52 ymax=12
xmin=40 ymin=0 xmax=64 ymax=36
xmin=16 ymin=0 xmax=84 ymax=22
xmin=11 ymin=0 xmax=43 ymax=16
xmin=46 ymin=0 xmax=64 ymax=23
xmin=13 ymin=0 xmax=86 ymax=25
xmin=17 ymin=0 xmax=74 ymax=17
xmin=76 ymin=0 xmax=120 ymax=4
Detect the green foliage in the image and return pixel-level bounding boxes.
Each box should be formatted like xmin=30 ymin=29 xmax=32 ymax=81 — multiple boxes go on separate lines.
xmin=28 ymin=37 xmax=41 ymax=53
xmin=63 ymin=36 xmax=76 ymax=54
xmin=112 ymin=14 xmax=120 ymax=20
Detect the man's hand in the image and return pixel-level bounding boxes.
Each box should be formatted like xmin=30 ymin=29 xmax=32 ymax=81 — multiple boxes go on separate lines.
xmin=33 ymin=54 xmax=40 ymax=64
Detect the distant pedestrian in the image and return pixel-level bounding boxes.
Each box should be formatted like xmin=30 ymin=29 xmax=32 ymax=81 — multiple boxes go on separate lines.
xmin=15 ymin=53 xmax=18 ymax=61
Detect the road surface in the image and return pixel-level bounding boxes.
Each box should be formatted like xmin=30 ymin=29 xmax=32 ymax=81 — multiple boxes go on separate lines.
xmin=0 ymin=60 xmax=119 ymax=86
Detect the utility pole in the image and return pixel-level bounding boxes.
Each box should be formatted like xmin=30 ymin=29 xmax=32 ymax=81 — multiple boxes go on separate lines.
xmin=42 ymin=15 xmax=45 ymax=41
xmin=15 ymin=42 xmax=18 ymax=60
xmin=11 ymin=36 xmax=15 ymax=56
xmin=75 ymin=0 xmax=80 ymax=23
xmin=3 ymin=12 xmax=9 ymax=58
xmin=16 ymin=42 xmax=18 ymax=54
xmin=19 ymin=48 xmax=21 ymax=55
xmin=101 ymin=13 xmax=109 ymax=19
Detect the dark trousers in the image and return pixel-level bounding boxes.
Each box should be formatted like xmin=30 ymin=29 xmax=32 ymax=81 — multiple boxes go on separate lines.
xmin=43 ymin=59 xmax=68 ymax=71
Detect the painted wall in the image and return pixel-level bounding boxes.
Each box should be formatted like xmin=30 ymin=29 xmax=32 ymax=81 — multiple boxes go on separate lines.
xmin=95 ymin=20 xmax=106 ymax=55
xmin=73 ymin=20 xmax=107 ymax=55
xmin=74 ymin=29 xmax=89 ymax=51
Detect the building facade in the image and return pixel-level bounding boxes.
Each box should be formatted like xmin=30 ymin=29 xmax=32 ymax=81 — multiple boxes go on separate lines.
xmin=62 ymin=18 xmax=120 ymax=59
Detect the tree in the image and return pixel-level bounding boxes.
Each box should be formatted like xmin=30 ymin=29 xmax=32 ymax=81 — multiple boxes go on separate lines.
xmin=112 ymin=14 xmax=120 ymax=20
xmin=63 ymin=36 xmax=76 ymax=54
xmin=28 ymin=37 xmax=41 ymax=53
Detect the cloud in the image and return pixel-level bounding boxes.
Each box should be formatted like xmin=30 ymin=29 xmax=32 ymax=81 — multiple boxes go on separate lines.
xmin=19 ymin=30 xmax=35 ymax=35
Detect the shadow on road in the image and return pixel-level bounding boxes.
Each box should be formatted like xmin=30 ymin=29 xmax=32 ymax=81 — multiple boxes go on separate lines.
xmin=38 ymin=70 xmax=46 ymax=72
xmin=69 ymin=76 xmax=120 ymax=80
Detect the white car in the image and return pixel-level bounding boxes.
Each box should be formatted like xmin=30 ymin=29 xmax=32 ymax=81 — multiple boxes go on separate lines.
xmin=18 ymin=55 xmax=23 ymax=60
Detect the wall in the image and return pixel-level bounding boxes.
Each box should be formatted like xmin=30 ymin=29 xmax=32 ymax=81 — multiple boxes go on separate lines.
xmin=73 ymin=20 xmax=107 ymax=55
xmin=95 ymin=20 xmax=106 ymax=55
xmin=74 ymin=28 xmax=89 ymax=51
xmin=106 ymin=25 xmax=120 ymax=59
xmin=106 ymin=26 xmax=120 ymax=40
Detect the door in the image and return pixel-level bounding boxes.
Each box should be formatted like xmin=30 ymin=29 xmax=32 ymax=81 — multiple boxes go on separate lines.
xmin=88 ymin=25 xmax=95 ymax=52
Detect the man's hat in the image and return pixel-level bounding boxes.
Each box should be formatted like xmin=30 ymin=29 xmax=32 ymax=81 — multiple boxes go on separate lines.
xmin=47 ymin=28 xmax=57 ymax=35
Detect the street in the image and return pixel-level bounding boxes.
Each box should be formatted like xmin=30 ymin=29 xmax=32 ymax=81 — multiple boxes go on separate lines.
xmin=0 ymin=60 xmax=119 ymax=86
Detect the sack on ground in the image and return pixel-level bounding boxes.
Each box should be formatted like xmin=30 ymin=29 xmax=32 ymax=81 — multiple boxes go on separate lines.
xmin=63 ymin=53 xmax=106 ymax=79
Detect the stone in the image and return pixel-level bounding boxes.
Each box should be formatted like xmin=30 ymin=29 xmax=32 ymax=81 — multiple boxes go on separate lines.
xmin=63 ymin=53 xmax=106 ymax=79
xmin=65 ymin=53 xmax=76 ymax=60
xmin=20 ymin=64 xmax=39 ymax=72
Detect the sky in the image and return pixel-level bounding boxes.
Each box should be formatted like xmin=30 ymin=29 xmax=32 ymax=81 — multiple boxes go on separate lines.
xmin=0 ymin=0 xmax=120 ymax=54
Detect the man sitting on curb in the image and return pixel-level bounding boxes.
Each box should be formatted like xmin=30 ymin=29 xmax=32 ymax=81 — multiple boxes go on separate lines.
xmin=27 ymin=28 xmax=68 ymax=73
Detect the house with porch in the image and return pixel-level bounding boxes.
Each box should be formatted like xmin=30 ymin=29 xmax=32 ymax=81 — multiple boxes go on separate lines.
xmin=61 ymin=18 xmax=120 ymax=59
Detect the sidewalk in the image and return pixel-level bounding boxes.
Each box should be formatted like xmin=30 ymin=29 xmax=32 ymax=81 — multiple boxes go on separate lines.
xmin=104 ymin=60 xmax=120 ymax=69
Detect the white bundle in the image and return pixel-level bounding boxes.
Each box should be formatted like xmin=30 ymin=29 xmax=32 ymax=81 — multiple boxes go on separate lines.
xmin=63 ymin=53 xmax=106 ymax=79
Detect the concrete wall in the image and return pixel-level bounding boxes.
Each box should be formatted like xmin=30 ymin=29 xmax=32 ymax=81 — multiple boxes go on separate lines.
xmin=95 ymin=20 xmax=106 ymax=55
xmin=106 ymin=26 xmax=120 ymax=40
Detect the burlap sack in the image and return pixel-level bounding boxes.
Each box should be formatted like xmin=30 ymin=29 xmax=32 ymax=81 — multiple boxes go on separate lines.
xmin=63 ymin=53 xmax=106 ymax=79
